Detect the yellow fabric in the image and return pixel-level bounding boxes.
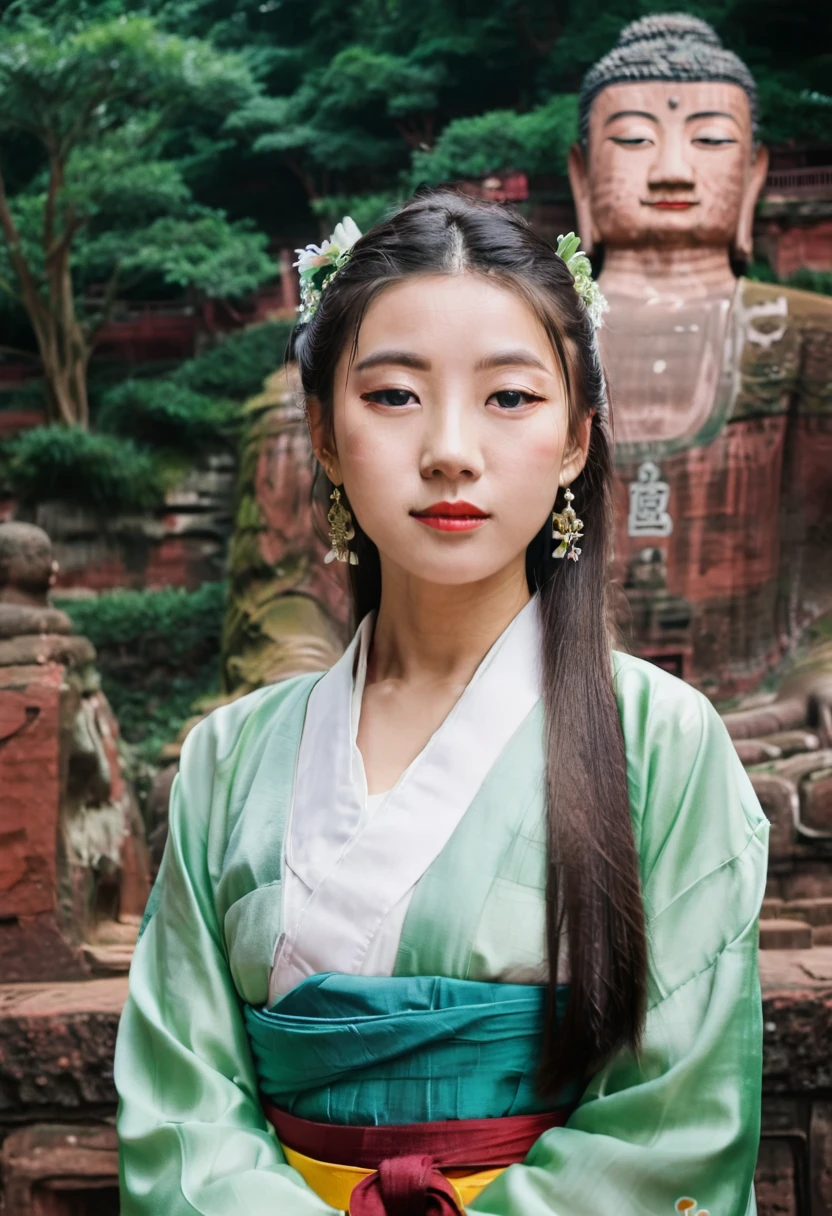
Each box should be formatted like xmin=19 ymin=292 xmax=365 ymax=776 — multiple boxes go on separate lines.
xmin=282 ymin=1143 xmax=504 ymax=1211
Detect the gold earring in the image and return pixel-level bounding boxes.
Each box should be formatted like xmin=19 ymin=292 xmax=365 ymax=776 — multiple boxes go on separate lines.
xmin=326 ymin=486 xmax=358 ymax=565
xmin=552 ymin=487 xmax=583 ymax=562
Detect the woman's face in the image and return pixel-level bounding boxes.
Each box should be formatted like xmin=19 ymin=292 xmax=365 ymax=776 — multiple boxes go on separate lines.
xmin=311 ymin=273 xmax=591 ymax=591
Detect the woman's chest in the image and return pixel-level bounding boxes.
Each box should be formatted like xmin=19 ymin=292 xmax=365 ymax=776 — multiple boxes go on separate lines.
xmin=214 ymin=703 xmax=551 ymax=1009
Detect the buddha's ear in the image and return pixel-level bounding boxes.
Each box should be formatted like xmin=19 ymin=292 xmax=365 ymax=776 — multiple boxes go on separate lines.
xmin=305 ymin=395 xmax=342 ymax=483
xmin=567 ymin=143 xmax=600 ymax=258
xmin=735 ymin=143 xmax=769 ymax=264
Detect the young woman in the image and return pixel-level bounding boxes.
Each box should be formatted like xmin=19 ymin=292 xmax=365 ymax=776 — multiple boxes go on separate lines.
xmin=115 ymin=191 xmax=768 ymax=1216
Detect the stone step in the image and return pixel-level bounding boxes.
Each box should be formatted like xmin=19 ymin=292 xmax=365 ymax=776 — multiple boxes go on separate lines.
xmin=780 ymin=898 xmax=832 ymax=926
xmin=759 ymin=919 xmax=813 ymax=950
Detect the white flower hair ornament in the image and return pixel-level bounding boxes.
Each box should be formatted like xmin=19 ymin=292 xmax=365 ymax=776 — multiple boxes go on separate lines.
xmin=293 ymin=216 xmax=363 ymax=322
xmin=555 ymin=232 xmax=608 ymax=327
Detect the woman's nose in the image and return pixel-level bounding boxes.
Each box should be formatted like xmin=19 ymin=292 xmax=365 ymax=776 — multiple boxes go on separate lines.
xmin=419 ymin=403 xmax=483 ymax=482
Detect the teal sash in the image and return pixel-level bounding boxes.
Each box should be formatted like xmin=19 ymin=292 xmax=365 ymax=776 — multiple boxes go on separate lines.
xmin=244 ymin=973 xmax=577 ymax=1126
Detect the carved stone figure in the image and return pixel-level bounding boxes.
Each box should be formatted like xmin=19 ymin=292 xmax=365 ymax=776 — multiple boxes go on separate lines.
xmin=221 ymin=367 xmax=349 ymax=694
xmin=569 ymin=14 xmax=832 ymax=697
xmin=0 ymin=522 xmax=149 ymax=981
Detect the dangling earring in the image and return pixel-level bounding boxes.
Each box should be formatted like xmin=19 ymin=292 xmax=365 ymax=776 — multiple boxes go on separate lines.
xmin=326 ymin=486 xmax=358 ymax=565
xmin=552 ymin=487 xmax=583 ymax=562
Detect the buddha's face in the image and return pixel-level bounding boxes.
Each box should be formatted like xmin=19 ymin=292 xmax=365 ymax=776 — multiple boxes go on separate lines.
xmin=569 ymin=80 xmax=767 ymax=256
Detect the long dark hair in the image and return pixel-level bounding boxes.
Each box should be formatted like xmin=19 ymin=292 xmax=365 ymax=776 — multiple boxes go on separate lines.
xmin=290 ymin=188 xmax=647 ymax=1093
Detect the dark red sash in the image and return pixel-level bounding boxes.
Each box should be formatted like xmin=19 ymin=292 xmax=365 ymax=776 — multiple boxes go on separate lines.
xmin=263 ymin=1101 xmax=568 ymax=1215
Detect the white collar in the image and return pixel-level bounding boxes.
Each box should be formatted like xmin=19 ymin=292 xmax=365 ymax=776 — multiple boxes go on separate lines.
xmin=274 ymin=594 xmax=543 ymax=993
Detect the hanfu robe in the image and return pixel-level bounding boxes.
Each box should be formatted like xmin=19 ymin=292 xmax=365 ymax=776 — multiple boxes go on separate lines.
xmin=115 ymin=595 xmax=768 ymax=1216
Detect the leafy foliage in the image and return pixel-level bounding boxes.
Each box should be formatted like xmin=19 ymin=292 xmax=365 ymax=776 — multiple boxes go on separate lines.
xmin=96 ymin=321 xmax=296 ymax=453
xmin=56 ymin=581 xmax=225 ymax=764
xmin=746 ymin=261 xmax=832 ymax=296
xmin=97 ymin=380 xmax=238 ymax=452
xmin=310 ymin=191 xmax=405 ymax=233
xmin=0 ymin=9 xmax=274 ymax=425
xmin=57 ymin=580 xmax=226 ymax=664
xmin=1 ymin=425 xmax=165 ymax=514
xmin=173 ymin=321 xmax=296 ymax=398
xmin=412 ymin=95 xmax=578 ymax=183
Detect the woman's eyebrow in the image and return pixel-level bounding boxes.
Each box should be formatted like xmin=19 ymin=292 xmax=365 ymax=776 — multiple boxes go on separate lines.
xmin=353 ymin=350 xmax=431 ymax=372
xmin=474 ymin=350 xmax=551 ymax=373
xmin=353 ymin=348 xmax=551 ymax=374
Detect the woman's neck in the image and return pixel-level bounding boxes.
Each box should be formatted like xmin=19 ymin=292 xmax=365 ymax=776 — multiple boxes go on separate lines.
xmin=367 ymin=561 xmax=530 ymax=689
xmin=599 ymin=245 xmax=738 ymax=300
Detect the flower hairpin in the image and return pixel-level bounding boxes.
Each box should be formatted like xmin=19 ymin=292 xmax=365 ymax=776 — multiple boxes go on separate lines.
xmin=555 ymin=232 xmax=608 ymax=327
xmin=293 ymin=216 xmax=362 ymax=322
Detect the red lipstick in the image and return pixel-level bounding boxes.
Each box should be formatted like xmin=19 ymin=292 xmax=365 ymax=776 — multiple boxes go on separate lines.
xmin=410 ymin=501 xmax=490 ymax=532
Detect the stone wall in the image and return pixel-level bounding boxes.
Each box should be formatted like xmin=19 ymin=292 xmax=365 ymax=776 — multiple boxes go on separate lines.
xmin=1 ymin=956 xmax=831 ymax=1214
xmin=22 ymin=453 xmax=236 ymax=595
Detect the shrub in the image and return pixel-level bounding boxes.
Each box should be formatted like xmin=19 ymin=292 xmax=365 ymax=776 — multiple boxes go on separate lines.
xmin=1 ymin=425 xmax=165 ymax=515
xmin=58 ymin=580 xmax=226 ymax=664
xmin=174 ymin=321 xmax=295 ymax=399
xmin=96 ymin=321 xmax=296 ymax=454
xmin=98 ymin=380 xmax=238 ymax=451
xmin=746 ymin=261 xmax=832 ymax=296
xmin=788 ymin=267 xmax=832 ymax=296
xmin=57 ymin=582 xmax=226 ymax=766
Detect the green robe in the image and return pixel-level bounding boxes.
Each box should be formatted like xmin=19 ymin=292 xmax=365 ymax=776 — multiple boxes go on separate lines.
xmin=115 ymin=651 xmax=768 ymax=1215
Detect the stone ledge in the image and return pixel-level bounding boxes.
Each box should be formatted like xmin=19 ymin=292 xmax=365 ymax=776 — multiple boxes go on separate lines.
xmin=0 ymin=980 xmax=127 ymax=1121
xmin=0 ymin=955 xmax=831 ymax=1121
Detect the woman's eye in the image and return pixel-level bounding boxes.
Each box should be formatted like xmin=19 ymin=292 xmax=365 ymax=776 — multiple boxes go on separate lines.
xmin=363 ymin=389 xmax=415 ymax=407
xmin=490 ymin=390 xmax=539 ymax=410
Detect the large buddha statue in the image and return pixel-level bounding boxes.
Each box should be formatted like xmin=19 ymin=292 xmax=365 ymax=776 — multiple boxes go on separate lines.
xmin=568 ymin=14 xmax=832 ymax=698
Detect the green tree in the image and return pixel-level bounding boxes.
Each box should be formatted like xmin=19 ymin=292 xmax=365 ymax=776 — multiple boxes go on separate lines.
xmin=412 ymin=95 xmax=578 ymax=185
xmin=0 ymin=12 xmax=273 ymax=427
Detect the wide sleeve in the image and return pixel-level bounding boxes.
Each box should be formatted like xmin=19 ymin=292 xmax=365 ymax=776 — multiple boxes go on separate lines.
xmin=469 ymin=663 xmax=768 ymax=1216
xmin=114 ymin=708 xmax=337 ymax=1216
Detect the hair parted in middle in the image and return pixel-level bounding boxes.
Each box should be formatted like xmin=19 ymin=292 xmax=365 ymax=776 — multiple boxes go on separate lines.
xmin=289 ymin=186 xmax=647 ymax=1096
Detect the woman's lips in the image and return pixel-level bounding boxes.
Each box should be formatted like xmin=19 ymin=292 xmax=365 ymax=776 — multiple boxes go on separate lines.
xmin=411 ymin=501 xmax=490 ymax=532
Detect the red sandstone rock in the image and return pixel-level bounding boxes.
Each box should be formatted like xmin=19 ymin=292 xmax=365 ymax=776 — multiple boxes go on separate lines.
xmin=810 ymin=1101 xmax=832 ymax=1216
xmin=0 ymin=521 xmax=150 ymax=983
xmin=722 ymin=698 xmax=807 ymax=741
xmin=802 ymin=767 xmax=832 ymax=834
xmin=0 ymin=633 xmax=94 ymax=667
xmin=781 ymin=899 xmax=832 ymax=927
xmin=781 ymin=865 xmax=832 ymax=901
xmin=748 ymin=773 xmax=798 ymax=864
xmin=769 ymin=750 xmax=832 ymax=837
xmin=759 ymin=730 xmax=821 ymax=757
xmin=759 ymin=920 xmax=813 ymax=950
xmin=0 ymin=604 xmax=72 ymax=638
xmin=759 ymin=1138 xmax=797 ymax=1216
xmin=735 ymin=738 xmax=783 ymax=765
xmin=0 ymin=1123 xmax=119 ymax=1216
xmin=755 ymin=1138 xmax=797 ymax=1216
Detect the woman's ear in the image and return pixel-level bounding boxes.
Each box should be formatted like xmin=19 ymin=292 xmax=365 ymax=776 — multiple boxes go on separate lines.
xmin=306 ymin=395 xmax=342 ymax=483
xmin=558 ymin=412 xmax=593 ymax=488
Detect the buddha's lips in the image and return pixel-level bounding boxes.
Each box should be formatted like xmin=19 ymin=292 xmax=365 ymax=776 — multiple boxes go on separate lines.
xmin=643 ymin=200 xmax=700 ymax=209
